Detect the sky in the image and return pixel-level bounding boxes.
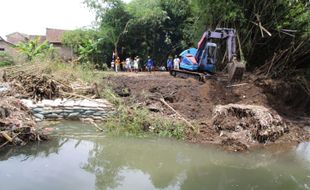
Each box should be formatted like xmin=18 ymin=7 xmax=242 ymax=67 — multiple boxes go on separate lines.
xmin=0 ymin=0 xmax=96 ymax=39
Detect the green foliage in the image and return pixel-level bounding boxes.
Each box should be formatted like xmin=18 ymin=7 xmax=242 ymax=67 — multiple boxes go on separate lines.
xmin=77 ymin=0 xmax=309 ymax=78
xmin=15 ymin=38 xmax=54 ymax=61
xmin=191 ymin=0 xmax=310 ymax=70
xmin=0 ymin=52 xmax=14 ymax=67
xmin=82 ymin=0 xmax=193 ymax=65
xmin=101 ymin=87 xmax=186 ymax=139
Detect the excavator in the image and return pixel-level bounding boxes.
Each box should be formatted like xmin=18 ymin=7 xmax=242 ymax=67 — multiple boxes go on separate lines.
xmin=170 ymin=28 xmax=245 ymax=82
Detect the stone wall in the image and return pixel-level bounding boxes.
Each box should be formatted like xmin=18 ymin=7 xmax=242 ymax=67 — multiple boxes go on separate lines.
xmin=21 ymin=99 xmax=114 ymax=122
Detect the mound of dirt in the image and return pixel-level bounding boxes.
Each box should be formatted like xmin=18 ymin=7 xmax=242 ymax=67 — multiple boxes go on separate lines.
xmin=213 ymin=104 xmax=288 ymax=144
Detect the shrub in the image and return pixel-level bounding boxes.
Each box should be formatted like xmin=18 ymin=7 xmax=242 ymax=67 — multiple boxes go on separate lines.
xmin=0 ymin=52 xmax=14 ymax=67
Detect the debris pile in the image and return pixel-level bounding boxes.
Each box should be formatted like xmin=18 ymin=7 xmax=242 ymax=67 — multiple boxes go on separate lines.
xmin=2 ymin=65 xmax=100 ymax=101
xmin=0 ymin=97 xmax=46 ymax=148
xmin=4 ymin=71 xmax=72 ymax=100
xmin=212 ymin=104 xmax=288 ymax=145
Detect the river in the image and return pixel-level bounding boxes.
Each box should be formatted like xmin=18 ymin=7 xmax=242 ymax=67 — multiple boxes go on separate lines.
xmin=0 ymin=121 xmax=309 ymax=190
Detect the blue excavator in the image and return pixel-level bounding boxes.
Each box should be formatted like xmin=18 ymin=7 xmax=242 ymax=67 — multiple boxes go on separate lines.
xmin=170 ymin=28 xmax=245 ymax=82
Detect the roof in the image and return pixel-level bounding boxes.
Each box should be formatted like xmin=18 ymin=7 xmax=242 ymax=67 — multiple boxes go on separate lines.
xmin=6 ymin=32 xmax=29 ymax=39
xmin=46 ymin=28 xmax=68 ymax=43
xmin=0 ymin=36 xmax=14 ymax=46
xmin=29 ymin=35 xmax=47 ymax=43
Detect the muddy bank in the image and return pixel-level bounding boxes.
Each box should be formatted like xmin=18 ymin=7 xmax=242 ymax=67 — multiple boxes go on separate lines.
xmin=103 ymin=72 xmax=310 ymax=151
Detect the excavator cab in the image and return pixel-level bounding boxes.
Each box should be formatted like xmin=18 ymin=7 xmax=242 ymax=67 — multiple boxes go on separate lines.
xmin=172 ymin=28 xmax=245 ymax=82
xmin=179 ymin=43 xmax=217 ymax=73
xmin=198 ymin=42 xmax=217 ymax=73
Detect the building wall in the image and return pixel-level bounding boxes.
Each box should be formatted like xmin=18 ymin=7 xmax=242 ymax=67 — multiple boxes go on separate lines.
xmin=53 ymin=43 xmax=75 ymax=61
xmin=0 ymin=41 xmax=25 ymax=63
xmin=0 ymin=41 xmax=18 ymax=57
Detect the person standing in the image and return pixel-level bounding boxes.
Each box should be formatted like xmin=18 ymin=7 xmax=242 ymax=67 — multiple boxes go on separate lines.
xmin=111 ymin=60 xmax=115 ymax=71
xmin=173 ymin=55 xmax=180 ymax=70
xmin=115 ymin=57 xmax=121 ymax=72
xmin=125 ymin=57 xmax=131 ymax=72
xmin=133 ymin=56 xmax=139 ymax=72
xmin=146 ymin=56 xmax=153 ymax=73
xmin=167 ymin=56 xmax=173 ymax=71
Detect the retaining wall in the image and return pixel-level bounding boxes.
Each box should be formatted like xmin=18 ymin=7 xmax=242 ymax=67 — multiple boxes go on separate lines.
xmin=21 ymin=99 xmax=114 ymax=122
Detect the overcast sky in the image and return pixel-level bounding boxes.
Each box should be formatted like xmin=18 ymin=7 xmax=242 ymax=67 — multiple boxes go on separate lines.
xmin=0 ymin=0 xmax=96 ymax=38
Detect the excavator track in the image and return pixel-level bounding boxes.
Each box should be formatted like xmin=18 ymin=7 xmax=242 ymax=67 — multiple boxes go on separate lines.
xmin=170 ymin=69 xmax=206 ymax=82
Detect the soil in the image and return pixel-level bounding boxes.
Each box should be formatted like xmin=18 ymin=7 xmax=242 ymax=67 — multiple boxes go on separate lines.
xmin=103 ymin=72 xmax=310 ymax=151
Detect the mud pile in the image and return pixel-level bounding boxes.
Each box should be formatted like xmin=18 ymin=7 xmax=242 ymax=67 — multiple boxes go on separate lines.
xmin=212 ymin=104 xmax=288 ymax=146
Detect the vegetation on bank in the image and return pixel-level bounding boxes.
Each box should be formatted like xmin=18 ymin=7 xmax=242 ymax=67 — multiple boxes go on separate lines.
xmin=100 ymin=84 xmax=187 ymax=139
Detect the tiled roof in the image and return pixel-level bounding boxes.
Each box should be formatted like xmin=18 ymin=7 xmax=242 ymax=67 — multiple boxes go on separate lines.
xmin=46 ymin=28 xmax=67 ymax=43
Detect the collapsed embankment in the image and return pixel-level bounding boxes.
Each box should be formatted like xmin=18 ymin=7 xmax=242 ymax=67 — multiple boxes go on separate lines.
xmin=0 ymin=63 xmax=111 ymax=148
xmin=103 ymin=72 xmax=310 ymax=151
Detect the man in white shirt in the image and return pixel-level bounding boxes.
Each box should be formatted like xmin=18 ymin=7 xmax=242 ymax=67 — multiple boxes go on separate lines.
xmin=173 ymin=55 xmax=180 ymax=70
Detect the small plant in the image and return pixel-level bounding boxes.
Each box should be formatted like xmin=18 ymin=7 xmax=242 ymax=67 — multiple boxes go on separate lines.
xmin=15 ymin=37 xmax=54 ymax=61
xmin=0 ymin=52 xmax=14 ymax=67
xmin=101 ymin=63 xmax=109 ymax=71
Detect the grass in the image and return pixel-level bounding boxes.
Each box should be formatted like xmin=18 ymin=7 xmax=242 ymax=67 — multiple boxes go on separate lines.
xmin=0 ymin=52 xmax=14 ymax=67
xmin=101 ymin=87 xmax=187 ymax=140
xmin=29 ymin=59 xmax=105 ymax=83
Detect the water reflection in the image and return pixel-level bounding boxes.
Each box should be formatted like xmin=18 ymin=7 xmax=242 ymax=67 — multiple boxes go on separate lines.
xmin=0 ymin=122 xmax=310 ymax=190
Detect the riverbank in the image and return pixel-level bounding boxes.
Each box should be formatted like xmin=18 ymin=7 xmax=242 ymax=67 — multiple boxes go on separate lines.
xmin=1 ymin=62 xmax=309 ymax=151
xmin=102 ymin=72 xmax=310 ymax=151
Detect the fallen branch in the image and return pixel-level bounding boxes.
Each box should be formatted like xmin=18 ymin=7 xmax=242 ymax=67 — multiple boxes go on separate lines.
xmin=226 ymin=83 xmax=248 ymax=88
xmin=159 ymin=98 xmax=195 ymax=131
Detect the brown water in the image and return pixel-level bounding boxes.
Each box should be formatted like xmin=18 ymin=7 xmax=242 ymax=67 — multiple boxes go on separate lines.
xmin=0 ymin=121 xmax=310 ymax=190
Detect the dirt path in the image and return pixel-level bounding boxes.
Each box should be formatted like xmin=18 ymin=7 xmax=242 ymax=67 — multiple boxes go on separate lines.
xmin=103 ymin=71 xmax=310 ymax=150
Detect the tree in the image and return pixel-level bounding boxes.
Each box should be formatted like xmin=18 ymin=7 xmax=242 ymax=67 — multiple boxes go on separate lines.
xmin=84 ymin=0 xmax=131 ymax=57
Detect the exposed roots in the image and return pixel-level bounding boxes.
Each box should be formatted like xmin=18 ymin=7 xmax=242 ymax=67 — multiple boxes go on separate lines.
xmin=213 ymin=104 xmax=288 ymax=144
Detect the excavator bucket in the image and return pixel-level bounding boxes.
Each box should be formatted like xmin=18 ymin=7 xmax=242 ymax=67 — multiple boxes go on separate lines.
xmin=227 ymin=60 xmax=245 ymax=82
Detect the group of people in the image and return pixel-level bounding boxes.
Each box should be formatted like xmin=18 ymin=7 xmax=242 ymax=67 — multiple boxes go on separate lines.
xmin=111 ymin=54 xmax=181 ymax=73
xmin=166 ymin=55 xmax=180 ymax=71
xmin=111 ymin=56 xmax=141 ymax=72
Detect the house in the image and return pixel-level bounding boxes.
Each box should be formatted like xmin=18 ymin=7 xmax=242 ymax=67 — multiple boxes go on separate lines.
xmin=6 ymin=32 xmax=46 ymax=45
xmin=6 ymin=28 xmax=74 ymax=61
xmin=46 ymin=28 xmax=74 ymax=61
xmin=6 ymin=32 xmax=29 ymax=45
xmin=0 ymin=36 xmax=19 ymax=58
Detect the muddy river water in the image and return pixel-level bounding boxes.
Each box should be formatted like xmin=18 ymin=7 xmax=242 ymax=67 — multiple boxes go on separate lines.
xmin=0 ymin=122 xmax=310 ymax=190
